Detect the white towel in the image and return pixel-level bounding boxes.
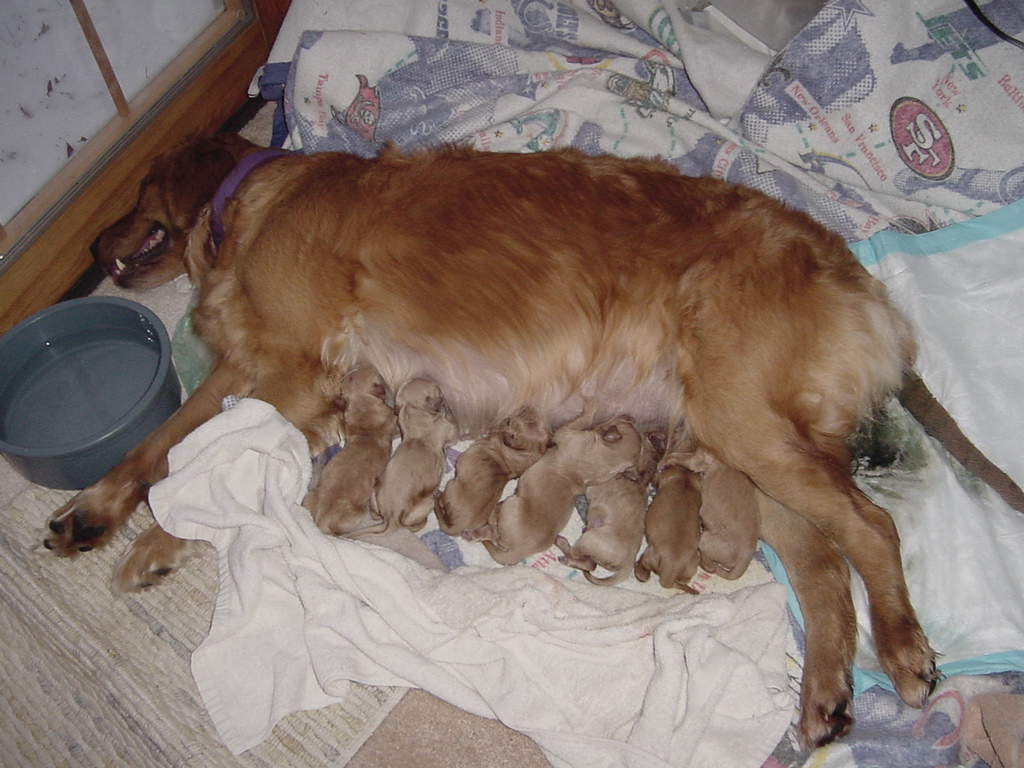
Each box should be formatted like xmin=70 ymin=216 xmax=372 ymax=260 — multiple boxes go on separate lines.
xmin=150 ymin=399 xmax=794 ymax=768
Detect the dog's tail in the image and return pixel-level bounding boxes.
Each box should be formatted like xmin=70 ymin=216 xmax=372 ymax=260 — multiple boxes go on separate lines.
xmin=899 ymin=373 xmax=1024 ymax=514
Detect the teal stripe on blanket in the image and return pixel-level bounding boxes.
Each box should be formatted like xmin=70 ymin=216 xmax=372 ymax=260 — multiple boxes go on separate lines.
xmin=851 ymin=196 xmax=1024 ymax=266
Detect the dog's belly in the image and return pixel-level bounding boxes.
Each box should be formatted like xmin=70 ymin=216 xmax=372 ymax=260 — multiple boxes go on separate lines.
xmin=337 ymin=322 xmax=680 ymax=436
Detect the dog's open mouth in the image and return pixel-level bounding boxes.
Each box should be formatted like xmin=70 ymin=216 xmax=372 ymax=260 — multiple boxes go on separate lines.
xmin=110 ymin=224 xmax=168 ymax=281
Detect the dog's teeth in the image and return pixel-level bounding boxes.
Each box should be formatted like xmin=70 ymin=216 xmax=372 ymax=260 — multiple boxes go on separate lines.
xmin=115 ymin=258 xmax=126 ymax=273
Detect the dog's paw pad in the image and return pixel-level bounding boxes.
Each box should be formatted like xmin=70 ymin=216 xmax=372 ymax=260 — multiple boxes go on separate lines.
xmin=43 ymin=508 xmax=109 ymax=555
xmin=120 ymin=567 xmax=173 ymax=591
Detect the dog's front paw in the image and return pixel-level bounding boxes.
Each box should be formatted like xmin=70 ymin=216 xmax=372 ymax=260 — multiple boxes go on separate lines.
xmin=113 ymin=524 xmax=198 ymax=591
xmin=44 ymin=506 xmax=110 ymax=554
xmin=43 ymin=480 xmax=144 ymax=555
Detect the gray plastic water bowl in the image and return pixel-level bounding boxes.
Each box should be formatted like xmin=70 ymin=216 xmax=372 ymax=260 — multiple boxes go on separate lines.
xmin=0 ymin=297 xmax=181 ymax=490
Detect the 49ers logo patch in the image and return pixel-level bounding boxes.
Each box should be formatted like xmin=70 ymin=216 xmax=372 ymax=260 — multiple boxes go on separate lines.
xmin=889 ymin=97 xmax=955 ymax=180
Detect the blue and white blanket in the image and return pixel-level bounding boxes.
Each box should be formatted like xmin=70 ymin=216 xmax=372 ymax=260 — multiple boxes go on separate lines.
xmin=264 ymin=0 xmax=1024 ymax=245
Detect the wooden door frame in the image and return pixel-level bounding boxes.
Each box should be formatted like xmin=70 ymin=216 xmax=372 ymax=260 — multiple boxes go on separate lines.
xmin=0 ymin=0 xmax=290 ymax=334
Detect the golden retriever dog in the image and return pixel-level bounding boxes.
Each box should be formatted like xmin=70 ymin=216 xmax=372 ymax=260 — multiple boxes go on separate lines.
xmin=480 ymin=416 xmax=644 ymax=565
xmin=435 ymin=405 xmax=552 ymax=537
xmin=301 ymin=366 xmax=398 ymax=536
xmin=555 ymin=430 xmax=662 ymax=586
xmin=356 ymin=378 xmax=458 ymax=537
xmin=56 ymin=134 xmax=938 ymax=747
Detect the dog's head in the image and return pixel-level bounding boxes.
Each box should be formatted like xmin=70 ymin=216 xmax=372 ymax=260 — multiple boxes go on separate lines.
xmin=500 ymin=405 xmax=553 ymax=454
xmin=396 ymin=378 xmax=447 ymax=414
xmin=91 ymin=133 xmax=259 ymax=289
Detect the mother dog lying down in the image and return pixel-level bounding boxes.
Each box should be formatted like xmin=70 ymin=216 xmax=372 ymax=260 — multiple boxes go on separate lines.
xmin=60 ymin=134 xmax=938 ymax=749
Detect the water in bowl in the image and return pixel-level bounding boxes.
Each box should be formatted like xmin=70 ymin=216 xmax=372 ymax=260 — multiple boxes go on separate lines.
xmin=0 ymin=327 xmax=160 ymax=451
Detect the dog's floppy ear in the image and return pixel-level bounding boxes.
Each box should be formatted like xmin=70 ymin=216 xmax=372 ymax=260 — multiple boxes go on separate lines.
xmin=161 ymin=135 xmax=253 ymax=227
xmin=181 ymin=205 xmax=217 ymax=282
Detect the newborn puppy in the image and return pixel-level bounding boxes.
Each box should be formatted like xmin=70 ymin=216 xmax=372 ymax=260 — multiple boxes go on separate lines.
xmin=555 ymin=431 xmax=664 ymax=586
xmin=686 ymin=448 xmax=760 ymax=580
xmin=635 ymin=428 xmax=704 ymax=590
xmin=436 ymin=406 xmax=552 ymax=537
xmin=358 ymin=378 xmax=458 ymax=536
xmin=483 ymin=415 xmax=644 ymax=566
xmin=302 ymin=367 xmax=397 ymax=535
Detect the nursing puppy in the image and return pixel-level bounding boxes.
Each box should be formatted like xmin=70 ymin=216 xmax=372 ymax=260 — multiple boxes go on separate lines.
xmin=687 ymin=448 xmax=760 ymax=580
xmin=358 ymin=378 xmax=457 ymax=536
xmin=482 ymin=416 xmax=644 ymax=565
xmin=634 ymin=433 xmax=705 ymax=591
xmin=555 ymin=431 xmax=663 ymax=586
xmin=436 ymin=406 xmax=552 ymax=537
xmin=59 ymin=138 xmax=937 ymax=747
xmin=302 ymin=367 xmax=397 ymax=536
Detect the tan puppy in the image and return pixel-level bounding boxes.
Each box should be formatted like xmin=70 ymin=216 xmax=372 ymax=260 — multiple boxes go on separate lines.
xmin=358 ymin=378 xmax=458 ymax=536
xmin=302 ymin=367 xmax=397 ymax=536
xmin=555 ymin=431 xmax=663 ymax=585
xmin=687 ymin=449 xmax=760 ymax=580
xmin=635 ymin=428 xmax=704 ymax=591
xmin=483 ymin=416 xmax=644 ymax=566
xmin=436 ymin=406 xmax=552 ymax=537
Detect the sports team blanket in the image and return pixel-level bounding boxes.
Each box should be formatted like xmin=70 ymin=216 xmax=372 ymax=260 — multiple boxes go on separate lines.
xmin=265 ymin=0 xmax=1024 ymax=244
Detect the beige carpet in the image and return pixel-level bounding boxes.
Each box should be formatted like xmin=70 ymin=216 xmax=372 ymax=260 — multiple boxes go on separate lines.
xmin=0 ymin=485 xmax=405 ymax=767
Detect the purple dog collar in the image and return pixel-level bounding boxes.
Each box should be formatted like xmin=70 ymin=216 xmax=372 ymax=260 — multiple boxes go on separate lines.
xmin=210 ymin=147 xmax=290 ymax=249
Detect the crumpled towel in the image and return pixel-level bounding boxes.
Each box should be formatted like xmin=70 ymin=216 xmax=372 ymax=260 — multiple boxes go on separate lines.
xmin=149 ymin=399 xmax=794 ymax=768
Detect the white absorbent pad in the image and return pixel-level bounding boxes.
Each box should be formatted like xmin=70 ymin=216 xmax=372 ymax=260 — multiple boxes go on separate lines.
xmin=841 ymin=197 xmax=1024 ymax=688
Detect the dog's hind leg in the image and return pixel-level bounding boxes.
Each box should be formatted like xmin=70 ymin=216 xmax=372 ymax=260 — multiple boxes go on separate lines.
xmin=44 ymin=359 xmax=252 ymax=560
xmin=756 ymin=490 xmax=856 ymax=749
xmin=707 ymin=416 xmax=938 ymax=719
xmin=248 ymin=357 xmax=345 ymax=455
